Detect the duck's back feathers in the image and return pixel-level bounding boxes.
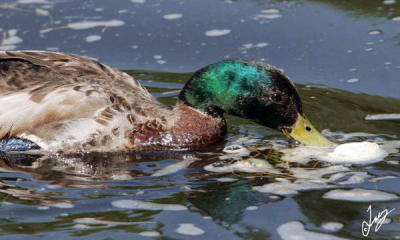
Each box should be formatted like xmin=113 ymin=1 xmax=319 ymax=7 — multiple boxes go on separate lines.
xmin=0 ymin=51 xmax=175 ymax=152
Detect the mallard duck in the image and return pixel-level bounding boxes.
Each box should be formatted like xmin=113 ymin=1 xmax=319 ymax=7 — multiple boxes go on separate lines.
xmin=0 ymin=51 xmax=332 ymax=153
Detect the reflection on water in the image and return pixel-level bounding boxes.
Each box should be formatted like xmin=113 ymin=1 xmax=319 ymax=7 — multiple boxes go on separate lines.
xmin=0 ymin=70 xmax=399 ymax=239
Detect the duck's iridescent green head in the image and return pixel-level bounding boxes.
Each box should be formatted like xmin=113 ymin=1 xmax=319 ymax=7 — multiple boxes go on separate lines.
xmin=179 ymin=60 xmax=333 ymax=146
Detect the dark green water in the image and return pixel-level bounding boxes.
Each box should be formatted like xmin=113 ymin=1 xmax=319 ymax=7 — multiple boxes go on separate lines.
xmin=1 ymin=0 xmax=400 ymax=239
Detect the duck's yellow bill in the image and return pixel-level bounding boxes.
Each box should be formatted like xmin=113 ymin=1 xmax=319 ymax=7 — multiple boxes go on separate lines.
xmin=282 ymin=114 xmax=335 ymax=146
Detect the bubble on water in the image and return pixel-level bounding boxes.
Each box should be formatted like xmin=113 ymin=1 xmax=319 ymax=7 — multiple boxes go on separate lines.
xmin=163 ymin=13 xmax=183 ymax=20
xmin=85 ymin=35 xmax=102 ymax=43
xmin=175 ymin=223 xmax=205 ymax=236
xmin=368 ymin=29 xmax=383 ymax=35
xmin=323 ymin=188 xmax=398 ymax=202
xmin=205 ymin=29 xmax=231 ymax=37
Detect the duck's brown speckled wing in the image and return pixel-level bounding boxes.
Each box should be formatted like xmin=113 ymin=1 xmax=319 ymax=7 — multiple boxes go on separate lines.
xmin=0 ymin=51 xmax=173 ymax=151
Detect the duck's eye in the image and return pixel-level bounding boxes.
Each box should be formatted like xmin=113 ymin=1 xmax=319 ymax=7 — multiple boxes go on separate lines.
xmin=305 ymin=126 xmax=312 ymax=132
xmin=270 ymin=93 xmax=282 ymax=103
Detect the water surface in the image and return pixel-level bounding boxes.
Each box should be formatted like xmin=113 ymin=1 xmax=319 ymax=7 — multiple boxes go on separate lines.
xmin=0 ymin=0 xmax=400 ymax=239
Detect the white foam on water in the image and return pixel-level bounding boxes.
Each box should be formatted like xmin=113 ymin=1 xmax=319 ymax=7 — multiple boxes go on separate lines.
xmin=205 ymin=158 xmax=280 ymax=173
xmin=163 ymin=13 xmax=183 ymax=20
xmin=85 ymin=35 xmax=102 ymax=43
xmin=216 ymin=177 xmax=238 ymax=182
xmin=260 ymin=9 xmax=280 ymax=14
xmin=73 ymin=217 xmax=147 ymax=226
xmin=241 ymin=42 xmax=269 ymax=50
xmin=246 ymin=206 xmax=258 ymax=211
xmin=253 ymin=177 xmax=332 ymax=195
xmin=139 ymin=231 xmax=161 ymax=237
xmin=277 ymin=221 xmax=349 ymax=240
xmin=255 ymin=14 xmax=282 ymax=19
xmin=73 ymin=224 xmax=90 ymax=229
xmin=67 ymin=20 xmax=125 ymax=30
xmin=152 ymin=157 xmax=197 ymax=177
xmin=37 ymin=206 xmax=50 ymax=210
xmin=365 ymin=114 xmax=400 ymax=120
xmin=0 ymin=29 xmax=23 ymax=51
xmin=323 ymin=188 xmax=398 ymax=202
xmin=383 ymin=0 xmax=396 ymax=5
xmin=219 ymin=144 xmax=250 ymax=160
xmin=17 ymin=0 xmax=47 ymax=4
xmin=175 ymin=223 xmax=205 ymax=236
xmin=346 ymin=78 xmax=359 ymax=83
xmin=35 ymin=8 xmax=49 ymax=16
xmin=321 ymin=222 xmax=344 ymax=232
xmin=110 ymin=173 xmax=133 ymax=180
xmin=368 ymin=29 xmax=383 ymax=35
xmin=205 ymin=29 xmax=231 ymax=37
xmin=210 ymin=131 xmax=399 ymax=196
xmin=111 ymin=199 xmax=187 ymax=210
xmin=50 ymin=203 xmax=75 ymax=208
xmin=393 ymin=16 xmax=400 ymax=21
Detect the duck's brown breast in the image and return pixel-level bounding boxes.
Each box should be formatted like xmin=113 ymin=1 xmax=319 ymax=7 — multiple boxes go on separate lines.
xmin=129 ymin=102 xmax=226 ymax=150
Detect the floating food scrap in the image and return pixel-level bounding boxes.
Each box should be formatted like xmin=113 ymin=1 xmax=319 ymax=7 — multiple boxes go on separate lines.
xmin=280 ymin=141 xmax=394 ymax=165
